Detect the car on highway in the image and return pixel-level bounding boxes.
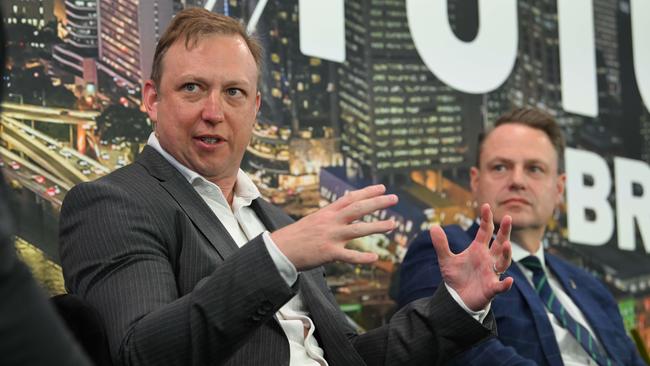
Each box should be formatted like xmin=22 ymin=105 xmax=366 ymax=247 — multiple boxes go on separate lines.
xmin=77 ymin=159 xmax=89 ymax=167
xmin=45 ymin=185 xmax=61 ymax=197
xmin=59 ymin=150 xmax=72 ymax=158
xmin=32 ymin=175 xmax=46 ymax=184
xmin=81 ymin=169 xmax=91 ymax=175
xmin=9 ymin=161 xmax=20 ymax=170
xmin=116 ymin=156 xmax=127 ymax=167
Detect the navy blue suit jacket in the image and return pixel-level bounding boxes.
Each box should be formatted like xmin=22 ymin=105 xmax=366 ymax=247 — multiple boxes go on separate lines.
xmin=398 ymin=223 xmax=646 ymax=366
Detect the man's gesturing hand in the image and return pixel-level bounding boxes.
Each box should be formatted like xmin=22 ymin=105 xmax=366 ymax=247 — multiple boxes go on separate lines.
xmin=271 ymin=184 xmax=398 ymax=271
xmin=431 ymin=204 xmax=513 ymax=311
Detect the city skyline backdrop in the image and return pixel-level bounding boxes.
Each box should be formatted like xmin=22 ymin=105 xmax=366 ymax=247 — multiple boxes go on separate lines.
xmin=2 ymin=0 xmax=650 ymax=350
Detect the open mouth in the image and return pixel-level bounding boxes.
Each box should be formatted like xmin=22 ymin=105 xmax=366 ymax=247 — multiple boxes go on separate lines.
xmin=195 ymin=135 xmax=225 ymax=145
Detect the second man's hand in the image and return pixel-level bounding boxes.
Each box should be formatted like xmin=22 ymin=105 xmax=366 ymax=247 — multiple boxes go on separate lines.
xmin=431 ymin=204 xmax=514 ymax=311
xmin=271 ymin=184 xmax=398 ymax=271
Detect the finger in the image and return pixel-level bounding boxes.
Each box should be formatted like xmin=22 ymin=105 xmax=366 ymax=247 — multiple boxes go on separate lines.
xmin=339 ymin=194 xmax=398 ymax=223
xmin=429 ymin=226 xmax=453 ymax=260
xmin=474 ymin=204 xmax=494 ymax=245
xmin=329 ymin=184 xmax=386 ymax=210
xmin=334 ymin=248 xmax=378 ymax=265
xmin=493 ymin=214 xmax=512 ymax=248
xmin=492 ymin=240 xmax=512 ymax=273
xmin=340 ymin=219 xmax=396 ymax=241
xmin=491 ymin=216 xmax=513 ymax=272
xmin=492 ymin=276 xmax=514 ymax=294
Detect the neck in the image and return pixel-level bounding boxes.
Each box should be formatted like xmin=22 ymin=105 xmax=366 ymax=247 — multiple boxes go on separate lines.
xmin=510 ymin=226 xmax=546 ymax=254
xmin=209 ymin=175 xmax=237 ymax=207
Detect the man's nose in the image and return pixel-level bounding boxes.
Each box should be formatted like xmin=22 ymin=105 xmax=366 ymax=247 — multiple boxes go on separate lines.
xmin=202 ymin=91 xmax=225 ymax=123
xmin=509 ymin=166 xmax=526 ymax=189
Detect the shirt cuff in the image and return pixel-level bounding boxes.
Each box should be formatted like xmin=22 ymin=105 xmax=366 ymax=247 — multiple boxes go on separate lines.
xmin=444 ymin=282 xmax=491 ymax=323
xmin=262 ymin=231 xmax=298 ymax=286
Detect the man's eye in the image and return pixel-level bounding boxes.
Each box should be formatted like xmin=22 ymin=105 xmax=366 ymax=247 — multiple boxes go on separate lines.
xmin=183 ymin=83 xmax=198 ymax=92
xmin=227 ymin=88 xmax=243 ymax=97
xmin=492 ymin=164 xmax=506 ymax=172
xmin=529 ymin=166 xmax=544 ymax=174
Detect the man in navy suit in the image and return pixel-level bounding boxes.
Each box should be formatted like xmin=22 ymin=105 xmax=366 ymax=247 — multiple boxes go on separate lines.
xmin=398 ymin=108 xmax=645 ymax=365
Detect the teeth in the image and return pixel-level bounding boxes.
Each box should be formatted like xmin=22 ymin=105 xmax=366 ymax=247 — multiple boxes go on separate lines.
xmin=200 ymin=137 xmax=220 ymax=144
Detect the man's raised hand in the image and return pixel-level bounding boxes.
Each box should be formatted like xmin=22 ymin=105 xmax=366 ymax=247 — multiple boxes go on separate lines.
xmin=271 ymin=184 xmax=398 ymax=271
xmin=431 ymin=204 xmax=513 ymax=311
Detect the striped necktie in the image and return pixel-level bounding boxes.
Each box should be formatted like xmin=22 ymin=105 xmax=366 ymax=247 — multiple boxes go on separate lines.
xmin=519 ymin=256 xmax=614 ymax=366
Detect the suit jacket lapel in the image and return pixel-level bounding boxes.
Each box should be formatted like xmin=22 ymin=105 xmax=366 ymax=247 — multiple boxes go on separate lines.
xmin=136 ymin=146 xmax=239 ymax=260
xmin=298 ymin=271 xmax=365 ymax=365
xmin=249 ymin=198 xmax=362 ymax=363
xmin=467 ymin=222 xmax=562 ymax=364
xmin=250 ymin=198 xmax=293 ymax=231
xmin=545 ymin=255 xmax=618 ymax=361
xmin=507 ymin=263 xmax=563 ymax=365
xmin=466 ymin=222 xmax=480 ymax=239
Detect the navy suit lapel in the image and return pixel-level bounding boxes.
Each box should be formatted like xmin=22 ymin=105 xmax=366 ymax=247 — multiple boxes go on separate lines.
xmin=545 ymin=254 xmax=619 ymax=361
xmin=506 ymin=263 xmax=563 ymax=366
xmin=136 ymin=146 xmax=240 ymax=260
xmin=466 ymin=222 xmax=563 ymax=366
xmin=466 ymin=222 xmax=479 ymax=239
xmin=470 ymin=222 xmax=563 ymax=365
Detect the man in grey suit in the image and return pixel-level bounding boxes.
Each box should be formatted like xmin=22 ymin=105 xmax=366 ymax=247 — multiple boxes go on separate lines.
xmin=59 ymin=8 xmax=514 ymax=366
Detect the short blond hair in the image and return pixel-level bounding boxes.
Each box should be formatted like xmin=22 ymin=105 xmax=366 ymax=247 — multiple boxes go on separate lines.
xmin=150 ymin=8 xmax=263 ymax=87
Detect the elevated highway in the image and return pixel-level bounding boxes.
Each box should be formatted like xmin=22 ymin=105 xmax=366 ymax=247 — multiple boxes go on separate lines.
xmin=1 ymin=115 xmax=109 ymax=186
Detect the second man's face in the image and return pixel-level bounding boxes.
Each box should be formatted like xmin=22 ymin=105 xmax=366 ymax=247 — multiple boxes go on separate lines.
xmin=144 ymin=34 xmax=261 ymax=183
xmin=470 ymin=123 xmax=565 ymax=231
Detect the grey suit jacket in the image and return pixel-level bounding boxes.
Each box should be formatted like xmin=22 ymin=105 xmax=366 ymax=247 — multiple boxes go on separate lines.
xmin=59 ymin=146 xmax=496 ymax=366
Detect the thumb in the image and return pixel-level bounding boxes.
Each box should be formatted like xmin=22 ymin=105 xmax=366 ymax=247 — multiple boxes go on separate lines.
xmin=492 ymin=277 xmax=514 ymax=295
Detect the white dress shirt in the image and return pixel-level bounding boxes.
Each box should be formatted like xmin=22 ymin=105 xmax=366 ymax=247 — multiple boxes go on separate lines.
xmin=147 ymin=133 xmax=327 ymax=365
xmin=512 ymin=242 xmax=604 ymax=365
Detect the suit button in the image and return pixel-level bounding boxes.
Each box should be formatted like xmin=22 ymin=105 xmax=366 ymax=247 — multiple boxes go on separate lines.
xmin=252 ymin=314 xmax=262 ymax=321
xmin=261 ymin=302 xmax=273 ymax=311
xmin=257 ymin=308 xmax=266 ymax=316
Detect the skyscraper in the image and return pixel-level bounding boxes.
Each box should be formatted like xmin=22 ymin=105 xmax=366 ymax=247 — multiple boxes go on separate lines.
xmin=485 ymin=1 xmax=560 ymax=117
xmin=238 ymin=0 xmax=342 ymax=191
xmin=52 ymin=1 xmax=99 ymax=84
xmin=618 ymin=0 xmax=649 ymax=161
xmin=1 ymin=0 xmax=55 ymax=29
xmin=97 ymin=0 xmax=173 ymax=95
xmin=338 ymin=0 xmax=475 ymax=184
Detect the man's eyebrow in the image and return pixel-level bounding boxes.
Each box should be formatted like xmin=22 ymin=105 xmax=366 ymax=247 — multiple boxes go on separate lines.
xmin=177 ymin=74 xmax=208 ymax=84
xmin=523 ymin=158 xmax=550 ymax=166
xmin=485 ymin=157 xmax=551 ymax=167
xmin=485 ymin=156 xmax=513 ymax=164
xmin=223 ymin=78 xmax=254 ymax=88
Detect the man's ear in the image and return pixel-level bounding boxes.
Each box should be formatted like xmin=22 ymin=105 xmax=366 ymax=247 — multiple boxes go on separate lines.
xmin=556 ymin=173 xmax=566 ymax=205
xmin=470 ymin=166 xmax=480 ymax=197
xmin=142 ymin=80 xmax=159 ymax=123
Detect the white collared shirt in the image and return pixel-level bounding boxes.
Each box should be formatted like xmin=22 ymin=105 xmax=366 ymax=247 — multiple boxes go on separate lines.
xmin=512 ymin=242 xmax=603 ymax=365
xmin=147 ymin=133 xmax=327 ymax=366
